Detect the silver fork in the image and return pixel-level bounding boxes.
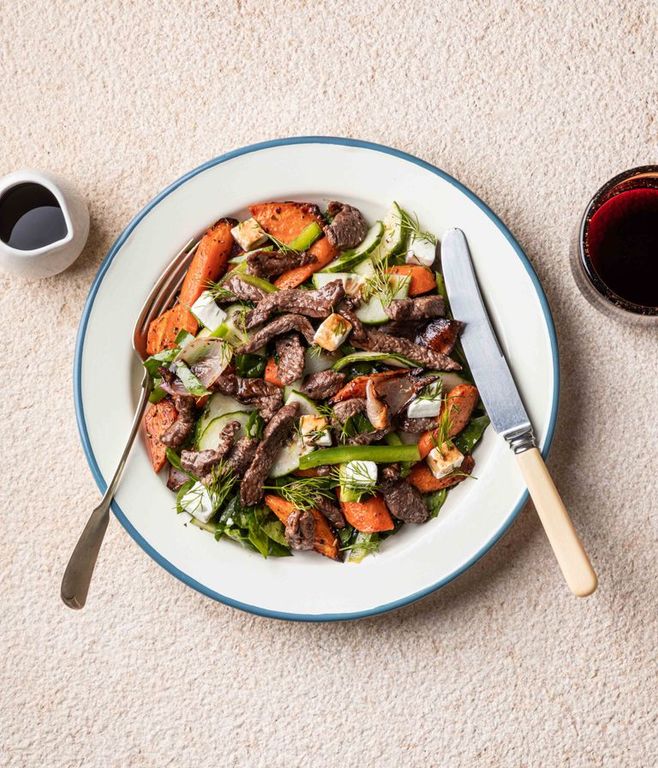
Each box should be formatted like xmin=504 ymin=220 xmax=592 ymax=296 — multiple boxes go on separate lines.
xmin=61 ymin=237 xmax=200 ymax=609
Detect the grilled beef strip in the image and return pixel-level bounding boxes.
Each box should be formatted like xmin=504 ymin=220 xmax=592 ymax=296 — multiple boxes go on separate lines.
xmin=167 ymin=465 xmax=189 ymax=492
xmin=157 ymin=369 xmax=198 ymax=448
xmin=241 ymin=402 xmax=300 ymax=506
xmin=225 ymin=436 xmax=259 ymax=476
xmin=221 ymin=274 xmax=267 ymax=303
xmin=315 ymin=497 xmax=346 ymax=529
xmin=331 ymin=398 xmax=366 ymax=424
xmin=345 ymin=427 xmax=392 ymax=445
xmin=384 ymin=295 xmax=445 ymax=322
xmin=353 ymin=330 xmax=461 ymax=371
xmin=274 ymin=333 xmax=305 ymax=386
xmin=246 ymin=248 xmax=315 ymax=278
xmin=237 ymin=314 xmax=315 ymax=354
xmin=336 ymin=299 xmax=367 ymax=342
xmin=415 ymin=318 xmax=464 ymax=355
xmin=299 ymin=370 xmax=347 ymax=400
xmin=378 ymin=320 xmax=423 ymax=340
xmin=396 ymin=414 xmax=438 ymax=433
xmin=284 ymin=508 xmax=316 ymax=550
xmin=179 ymin=420 xmax=240 ymax=478
xmin=246 ymin=281 xmax=345 ymax=328
xmin=374 ymin=370 xmax=439 ymax=415
xmin=381 ymin=479 xmax=429 ymax=524
xmin=212 ymin=374 xmax=283 ymax=421
xmin=324 ymin=201 xmax=369 ymax=249
xmin=381 ymin=464 xmax=401 ymax=482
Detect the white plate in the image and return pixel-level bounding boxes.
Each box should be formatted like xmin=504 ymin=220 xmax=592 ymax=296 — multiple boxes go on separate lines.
xmin=75 ymin=138 xmax=558 ymax=621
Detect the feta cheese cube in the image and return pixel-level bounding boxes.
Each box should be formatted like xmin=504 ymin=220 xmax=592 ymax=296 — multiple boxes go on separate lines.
xmin=231 ymin=218 xmax=267 ymax=251
xmin=179 ymin=481 xmax=216 ymax=523
xmin=190 ymin=290 xmax=227 ymax=332
xmin=342 ymin=460 xmax=378 ymax=489
xmin=313 ymin=313 xmax=352 ymax=351
xmin=405 ymin=238 xmax=436 ymax=267
xmin=299 ymin=414 xmax=332 ymax=447
xmin=407 ymin=381 xmax=443 ymax=418
xmin=426 ymin=443 xmax=464 ymax=480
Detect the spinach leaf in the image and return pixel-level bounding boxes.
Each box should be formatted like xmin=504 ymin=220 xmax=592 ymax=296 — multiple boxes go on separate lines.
xmin=175 ymin=479 xmax=196 ymax=515
xmin=245 ymin=410 xmax=265 ymax=439
xmin=259 ymin=514 xmax=288 ymax=547
xmin=143 ymin=347 xmax=179 ymax=378
xmin=149 ymin=385 xmax=167 ymax=404
xmin=425 ymin=489 xmax=447 ymax=519
xmin=454 ymin=414 xmax=490 ymax=454
xmin=235 ymin=353 xmax=267 ymax=378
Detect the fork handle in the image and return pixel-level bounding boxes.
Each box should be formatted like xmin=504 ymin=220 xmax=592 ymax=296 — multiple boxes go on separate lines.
xmin=516 ymin=448 xmax=597 ymax=597
xmin=61 ymin=373 xmax=152 ymax=609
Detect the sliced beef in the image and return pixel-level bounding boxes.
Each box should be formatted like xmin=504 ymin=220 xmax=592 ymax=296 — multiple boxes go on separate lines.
xmin=324 ymin=201 xmax=369 ymax=249
xmin=384 ymin=295 xmax=445 ymax=322
xmin=415 ymin=318 xmax=464 ymax=355
xmin=381 ymin=479 xmax=429 ymax=524
xmin=316 ymin=497 xmax=346 ymax=529
xmin=241 ymin=402 xmax=300 ymax=506
xmin=374 ymin=370 xmax=438 ymax=416
xmin=284 ymin=508 xmax=316 ymax=551
xmin=353 ymin=330 xmax=461 ymax=371
xmin=158 ymin=367 xmax=190 ymax=397
xmin=159 ymin=378 xmax=197 ymax=449
xmin=336 ymin=299 xmax=367 ymax=342
xmin=222 ymin=274 xmax=267 ymax=303
xmin=275 ymin=333 xmax=305 ymax=386
xmin=167 ymin=465 xmax=189 ymax=492
xmin=378 ymin=320 xmax=422 ymax=340
xmin=246 ymin=248 xmax=314 ymax=278
xmin=246 ymin=281 xmax=345 ymax=328
xmin=345 ymin=427 xmax=391 ymax=445
xmin=179 ymin=420 xmax=240 ymax=477
xmin=332 ymin=398 xmax=366 ymax=424
xmin=237 ymin=314 xmax=315 ymax=354
xmin=299 ymin=370 xmax=347 ymax=400
xmin=225 ymin=436 xmax=259 ymax=476
xmin=381 ymin=464 xmax=401 ymax=482
xmin=213 ymin=374 xmax=283 ymax=421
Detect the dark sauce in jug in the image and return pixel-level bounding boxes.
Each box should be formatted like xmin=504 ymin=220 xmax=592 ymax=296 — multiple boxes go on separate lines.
xmin=585 ymin=187 xmax=658 ymax=308
xmin=0 ymin=182 xmax=68 ymax=251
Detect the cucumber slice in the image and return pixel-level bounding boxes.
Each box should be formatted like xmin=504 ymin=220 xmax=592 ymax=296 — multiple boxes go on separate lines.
xmin=303 ymin=348 xmax=341 ymax=375
xmin=269 ymin=436 xmax=314 ymax=478
xmin=355 ymin=275 xmax=410 ymax=324
xmin=377 ymin=203 xmax=406 ymax=261
xmin=332 ymin=351 xmax=415 ymax=371
xmin=195 ymin=392 xmax=253 ymax=442
xmin=311 ymin=271 xmax=365 ymax=297
xmin=321 ymin=221 xmax=384 ymax=273
xmin=353 ymin=258 xmax=376 ymax=278
xmin=284 ymin=389 xmax=321 ymax=416
xmin=197 ymin=411 xmax=251 ymax=451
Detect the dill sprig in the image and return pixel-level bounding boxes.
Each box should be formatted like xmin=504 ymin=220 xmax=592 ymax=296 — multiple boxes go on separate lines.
xmin=361 ymin=257 xmax=410 ymax=307
xmin=205 ymin=461 xmax=239 ymax=511
xmin=266 ymin=233 xmax=301 ymax=256
xmin=265 ymin=473 xmax=339 ymax=511
xmin=431 ymin=397 xmax=454 ymax=451
xmin=416 ymin=378 xmax=443 ymax=403
xmin=206 ymin=280 xmax=237 ymax=303
xmin=339 ymin=461 xmax=378 ymax=498
xmin=307 ymin=344 xmax=326 ymax=359
xmin=397 ymin=207 xmax=438 ymax=246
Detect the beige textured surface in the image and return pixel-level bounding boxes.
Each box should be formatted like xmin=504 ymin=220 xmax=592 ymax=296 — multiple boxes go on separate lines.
xmin=1 ymin=1 xmax=657 ymax=766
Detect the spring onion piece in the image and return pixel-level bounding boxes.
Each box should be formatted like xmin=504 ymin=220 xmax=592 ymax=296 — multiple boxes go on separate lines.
xmin=287 ymin=221 xmax=323 ymax=251
xmin=331 ymin=351 xmax=415 ymax=372
xmin=237 ymin=272 xmax=278 ymax=293
xmin=299 ymin=444 xmax=420 ymax=469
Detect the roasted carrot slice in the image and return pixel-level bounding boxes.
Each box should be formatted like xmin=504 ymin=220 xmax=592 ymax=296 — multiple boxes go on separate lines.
xmin=264 ymin=357 xmax=285 ymax=388
xmin=158 ymin=304 xmax=199 ymax=351
xmin=339 ymin=493 xmax=395 ymax=533
xmin=331 ymin=369 xmax=409 ymax=403
xmin=386 ymin=264 xmax=437 ymax=296
xmin=143 ymin=399 xmax=178 ymax=473
xmin=250 ymin=201 xmax=322 ymax=243
xmin=274 ymin=236 xmax=338 ymax=289
xmin=264 ymin=494 xmax=341 ymax=561
xmin=408 ymin=455 xmax=475 ymax=493
xmin=418 ymin=383 xmax=480 ymax=458
xmin=146 ymin=313 xmax=169 ymax=356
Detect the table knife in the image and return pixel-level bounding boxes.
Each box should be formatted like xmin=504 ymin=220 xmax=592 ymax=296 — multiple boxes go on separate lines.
xmin=441 ymin=228 xmax=597 ymax=597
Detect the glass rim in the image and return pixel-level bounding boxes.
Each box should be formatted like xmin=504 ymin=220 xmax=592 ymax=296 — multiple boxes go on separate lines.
xmin=578 ymin=164 xmax=658 ymax=317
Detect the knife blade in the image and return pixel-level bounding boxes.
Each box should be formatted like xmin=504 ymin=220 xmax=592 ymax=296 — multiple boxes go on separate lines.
xmin=440 ymin=228 xmax=597 ymax=597
xmin=441 ymin=228 xmax=534 ymax=453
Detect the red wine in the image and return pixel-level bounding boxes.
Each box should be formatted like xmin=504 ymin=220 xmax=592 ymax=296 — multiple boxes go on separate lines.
xmin=0 ymin=182 xmax=68 ymax=251
xmin=586 ymin=187 xmax=658 ymax=308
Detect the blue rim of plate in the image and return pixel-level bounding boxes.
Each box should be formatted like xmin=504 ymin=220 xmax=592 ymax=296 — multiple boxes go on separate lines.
xmin=74 ymin=136 xmax=560 ymax=622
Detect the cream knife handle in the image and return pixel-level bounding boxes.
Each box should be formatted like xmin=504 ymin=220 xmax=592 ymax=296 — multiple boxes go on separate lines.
xmin=516 ymin=448 xmax=597 ymax=597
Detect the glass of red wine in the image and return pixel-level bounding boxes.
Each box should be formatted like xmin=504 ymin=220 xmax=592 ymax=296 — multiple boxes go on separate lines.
xmin=572 ymin=165 xmax=658 ymax=325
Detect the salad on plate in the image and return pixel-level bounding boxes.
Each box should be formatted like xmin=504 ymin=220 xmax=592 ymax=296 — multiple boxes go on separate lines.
xmin=142 ymin=199 xmax=489 ymax=562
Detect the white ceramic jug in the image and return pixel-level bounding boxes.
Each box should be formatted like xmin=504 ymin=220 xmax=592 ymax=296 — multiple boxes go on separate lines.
xmin=0 ymin=169 xmax=89 ymax=279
